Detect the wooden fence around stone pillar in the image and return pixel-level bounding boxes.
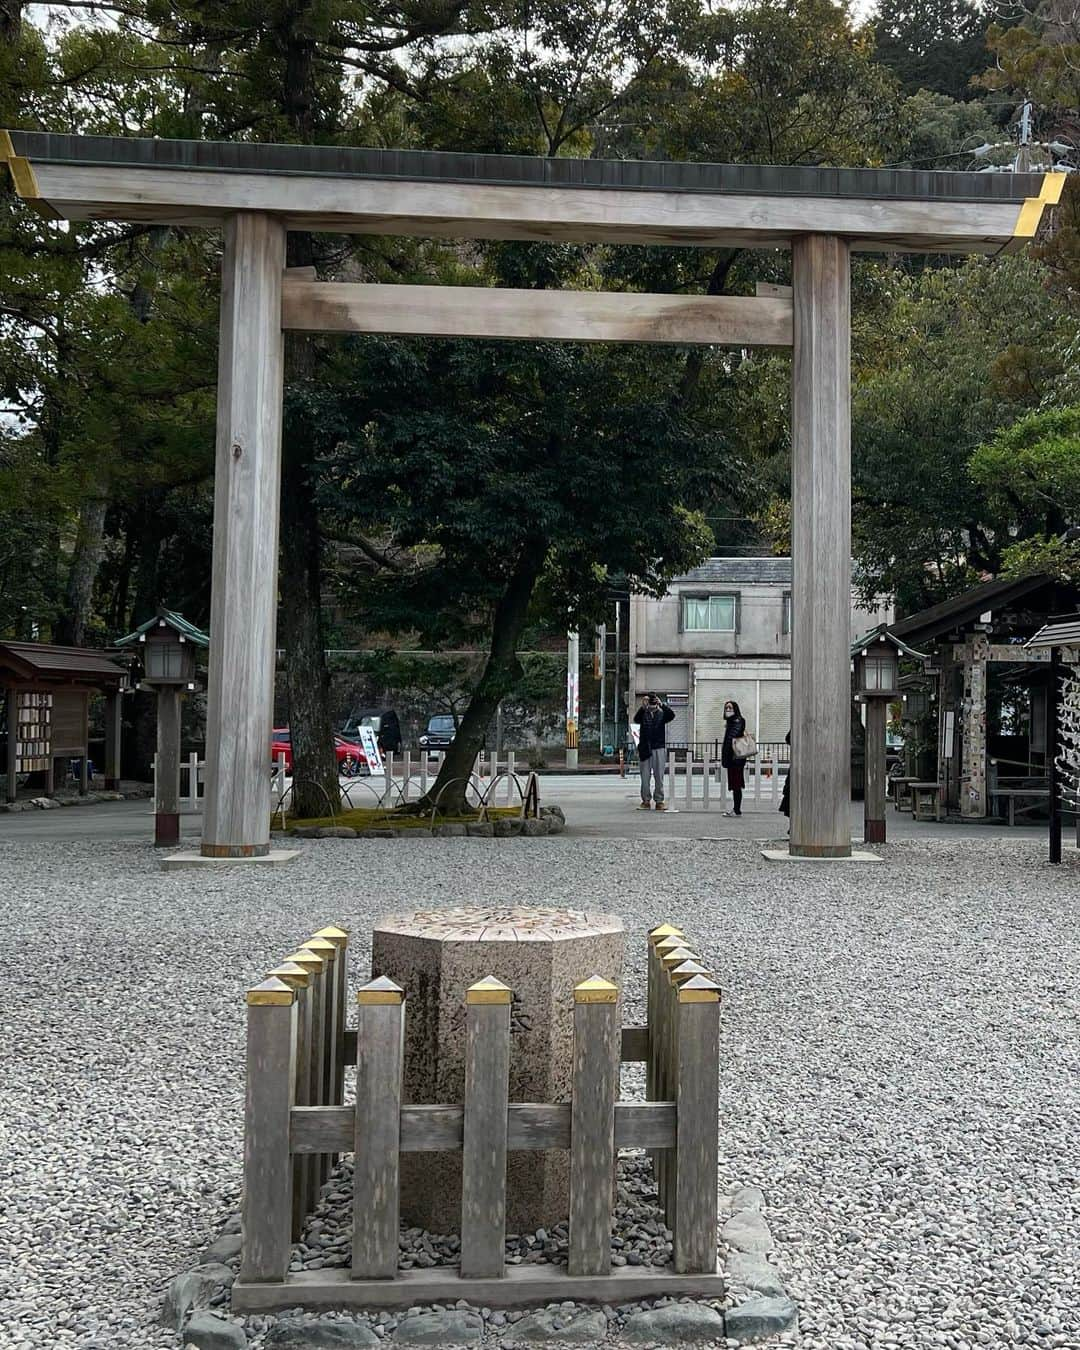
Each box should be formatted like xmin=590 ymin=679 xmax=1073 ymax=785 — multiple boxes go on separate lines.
xmin=234 ymin=921 xmax=722 ymax=1312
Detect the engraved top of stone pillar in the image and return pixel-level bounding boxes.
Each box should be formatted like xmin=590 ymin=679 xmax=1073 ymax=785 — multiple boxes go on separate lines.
xmin=373 ymin=906 xmax=624 ymax=943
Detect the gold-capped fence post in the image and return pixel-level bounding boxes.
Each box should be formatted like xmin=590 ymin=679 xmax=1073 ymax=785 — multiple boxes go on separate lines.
xmin=461 ymin=977 xmax=512 ymax=1279
xmin=286 ymin=947 xmax=328 ymax=1186
xmin=673 ymin=974 xmax=721 ymax=1275
xmin=268 ymin=961 xmax=315 ymax=1238
xmin=656 ymin=943 xmax=697 ymax=1211
xmin=646 ymin=926 xmax=684 ymax=1185
xmin=304 ymin=935 xmax=341 ymax=1111
xmin=352 ymin=977 xmax=405 ymax=1280
xmin=239 ymin=977 xmax=297 ymax=1284
xmin=314 ymin=925 xmax=350 ymax=1113
xmin=569 ymin=977 xmax=620 ymax=1276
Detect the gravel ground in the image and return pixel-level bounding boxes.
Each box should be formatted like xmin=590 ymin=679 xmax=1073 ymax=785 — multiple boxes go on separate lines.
xmin=1 ymin=832 xmax=1078 ymax=1349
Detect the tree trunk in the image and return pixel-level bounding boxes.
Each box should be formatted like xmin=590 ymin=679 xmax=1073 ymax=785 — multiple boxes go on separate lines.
xmin=278 ymin=231 xmax=340 ymax=820
xmin=415 ymin=543 xmax=546 ymax=816
xmin=54 ymin=495 xmax=108 ymax=647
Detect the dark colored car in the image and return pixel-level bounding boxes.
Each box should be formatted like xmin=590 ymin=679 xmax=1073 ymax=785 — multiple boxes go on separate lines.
xmin=339 ymin=708 xmax=401 ymax=752
xmin=418 ymin=714 xmax=456 ymax=752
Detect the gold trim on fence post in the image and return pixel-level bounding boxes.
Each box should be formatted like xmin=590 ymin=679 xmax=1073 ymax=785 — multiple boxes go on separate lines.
xmin=246 ymin=976 xmax=295 ymax=1006
xmin=313 ymin=925 xmax=349 ymax=948
xmin=284 ymin=949 xmax=326 ymax=974
xmin=660 ymin=946 xmax=698 ymax=972
xmin=267 ymin=960 xmax=311 ymax=989
xmin=466 ymin=976 xmax=513 ymax=1005
xmin=677 ymin=974 xmax=722 ymax=1004
xmin=574 ymin=977 xmax=618 ymax=1004
xmin=302 ymin=936 xmax=338 ymax=962
xmin=670 ymin=959 xmax=709 ymax=985
xmin=649 ymin=923 xmax=684 ymax=944
xmin=357 ymin=976 xmax=404 ymax=1006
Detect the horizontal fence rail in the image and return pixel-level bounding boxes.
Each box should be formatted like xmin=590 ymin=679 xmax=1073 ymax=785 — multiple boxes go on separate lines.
xmin=235 ymin=919 xmax=722 ymax=1310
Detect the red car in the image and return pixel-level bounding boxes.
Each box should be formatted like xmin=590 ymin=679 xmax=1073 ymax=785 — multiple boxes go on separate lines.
xmin=271 ymin=729 xmax=369 ymax=776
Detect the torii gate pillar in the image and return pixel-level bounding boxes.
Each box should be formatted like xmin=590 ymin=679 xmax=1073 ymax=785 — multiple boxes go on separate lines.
xmin=790 ymin=235 xmax=852 ymax=857
xmin=201 ymin=213 xmax=285 ymax=858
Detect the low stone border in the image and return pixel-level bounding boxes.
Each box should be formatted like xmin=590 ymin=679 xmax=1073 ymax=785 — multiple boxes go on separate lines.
xmin=289 ymin=806 xmax=566 ymax=841
xmin=164 ymin=1165 xmax=798 ymax=1349
xmin=0 ymin=787 xmax=151 ymax=812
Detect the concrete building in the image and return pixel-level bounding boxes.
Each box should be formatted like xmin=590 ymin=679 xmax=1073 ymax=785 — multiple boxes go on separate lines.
xmin=629 ymin=558 xmax=890 ymax=747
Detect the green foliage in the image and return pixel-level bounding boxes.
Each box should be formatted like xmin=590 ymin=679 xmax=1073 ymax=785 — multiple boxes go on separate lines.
xmin=969 ymin=406 xmax=1080 ymax=537
xmin=1000 ymin=535 xmax=1080 ymax=584
xmin=850 ymin=255 xmax=1077 ymax=609
xmin=873 ymin=0 xmax=989 ymax=101
xmin=317 ymin=326 xmax=728 ymax=643
xmin=888 ymin=88 xmax=1000 ymax=168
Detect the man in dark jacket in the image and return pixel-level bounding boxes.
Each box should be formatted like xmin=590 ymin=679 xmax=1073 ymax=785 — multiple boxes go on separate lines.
xmin=633 ymin=692 xmax=676 ymax=810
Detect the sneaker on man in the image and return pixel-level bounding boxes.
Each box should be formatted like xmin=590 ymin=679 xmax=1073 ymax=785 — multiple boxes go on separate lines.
xmin=654 ymin=802 xmax=667 ymax=812
xmin=638 ymin=801 xmax=652 ymax=810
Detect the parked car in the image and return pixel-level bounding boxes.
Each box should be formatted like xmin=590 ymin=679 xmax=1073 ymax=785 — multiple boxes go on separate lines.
xmin=418 ymin=714 xmax=456 ymax=752
xmin=271 ymin=728 xmax=370 ymax=776
xmin=340 ymin=707 xmax=402 ymax=754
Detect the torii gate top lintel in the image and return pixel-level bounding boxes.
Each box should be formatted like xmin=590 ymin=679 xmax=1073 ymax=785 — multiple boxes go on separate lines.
xmin=2 ymin=130 xmax=1065 ymax=255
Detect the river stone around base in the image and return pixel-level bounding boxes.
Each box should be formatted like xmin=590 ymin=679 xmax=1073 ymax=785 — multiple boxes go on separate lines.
xmin=373 ymin=906 xmax=625 ymax=1232
xmin=264 ymin=1320 xmax=380 ymax=1348
xmin=181 ymin=1309 xmax=248 ymax=1350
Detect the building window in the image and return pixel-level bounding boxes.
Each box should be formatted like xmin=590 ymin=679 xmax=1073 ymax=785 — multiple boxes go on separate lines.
xmin=682 ymin=594 xmax=737 ymax=632
xmin=782 ymin=591 xmax=792 ymax=635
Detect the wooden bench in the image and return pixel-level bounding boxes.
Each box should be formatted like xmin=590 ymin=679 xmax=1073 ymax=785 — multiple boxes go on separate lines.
xmin=991 ymin=788 xmax=1050 ymax=826
xmin=910 ymin=782 xmax=945 ymax=822
xmin=889 ymin=775 xmax=920 ymax=813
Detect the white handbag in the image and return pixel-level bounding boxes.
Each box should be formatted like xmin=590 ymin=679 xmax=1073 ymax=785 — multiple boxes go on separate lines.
xmin=732 ymin=732 xmax=757 ymax=760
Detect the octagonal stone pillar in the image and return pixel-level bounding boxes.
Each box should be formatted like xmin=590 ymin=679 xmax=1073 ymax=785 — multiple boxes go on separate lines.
xmin=372 ymin=906 xmax=625 ymax=1234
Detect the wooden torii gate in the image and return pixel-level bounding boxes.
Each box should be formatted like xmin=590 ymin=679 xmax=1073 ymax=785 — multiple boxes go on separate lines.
xmin=2 ymin=131 xmax=1063 ymax=859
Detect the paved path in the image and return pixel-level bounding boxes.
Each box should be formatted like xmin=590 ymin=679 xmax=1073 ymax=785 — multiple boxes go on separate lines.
xmin=0 ymin=772 xmax=1051 ymax=849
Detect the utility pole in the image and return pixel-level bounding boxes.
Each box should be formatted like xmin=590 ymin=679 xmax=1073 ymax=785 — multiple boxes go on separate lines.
xmin=613 ymin=601 xmax=622 ymax=755
xmin=565 ymin=630 xmax=580 ymax=769
xmin=1016 ymin=98 xmax=1033 ymax=173
xmin=595 ymin=624 xmax=606 ymax=754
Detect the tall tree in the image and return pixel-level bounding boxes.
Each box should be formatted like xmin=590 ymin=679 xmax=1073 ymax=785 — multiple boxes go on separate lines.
xmin=873 ymin=0 xmax=989 ymax=101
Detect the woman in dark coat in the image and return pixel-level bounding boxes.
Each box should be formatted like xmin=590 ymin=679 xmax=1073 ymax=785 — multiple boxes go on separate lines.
xmin=721 ymin=700 xmax=747 ymax=817
xmin=780 ymin=729 xmax=791 ymax=829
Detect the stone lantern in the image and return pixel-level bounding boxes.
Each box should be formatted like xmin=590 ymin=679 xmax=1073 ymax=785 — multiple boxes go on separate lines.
xmin=852 ymin=626 xmax=926 ymax=844
xmin=116 ymin=608 xmax=209 ymax=846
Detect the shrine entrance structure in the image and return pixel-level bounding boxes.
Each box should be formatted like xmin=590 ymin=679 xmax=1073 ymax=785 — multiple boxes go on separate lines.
xmin=3 ymin=132 xmax=1063 ymax=858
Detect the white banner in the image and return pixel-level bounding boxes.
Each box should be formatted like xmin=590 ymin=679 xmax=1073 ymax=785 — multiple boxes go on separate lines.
xmin=357 ymin=725 xmax=384 ymax=774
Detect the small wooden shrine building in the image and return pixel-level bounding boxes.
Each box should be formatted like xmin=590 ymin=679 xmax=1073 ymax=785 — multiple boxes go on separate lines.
xmin=1 ymin=642 xmax=128 ymax=800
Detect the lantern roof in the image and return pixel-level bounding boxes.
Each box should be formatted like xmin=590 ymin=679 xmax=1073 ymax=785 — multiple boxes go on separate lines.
xmin=851 ymin=623 xmax=926 ymax=662
xmin=114 ymin=607 xmax=209 ymax=649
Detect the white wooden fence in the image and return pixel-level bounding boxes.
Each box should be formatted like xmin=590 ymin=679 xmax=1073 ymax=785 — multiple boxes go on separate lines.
xmin=660 ymin=743 xmax=789 ymax=812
